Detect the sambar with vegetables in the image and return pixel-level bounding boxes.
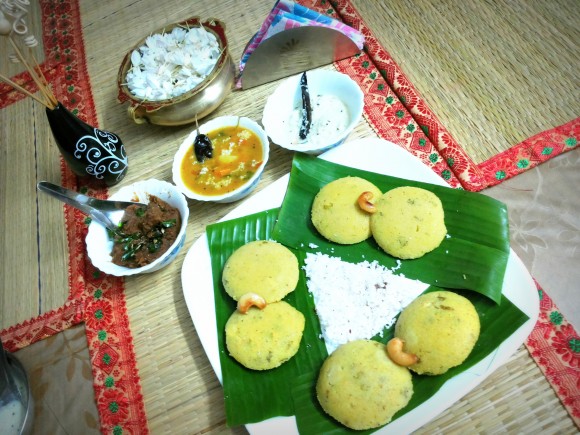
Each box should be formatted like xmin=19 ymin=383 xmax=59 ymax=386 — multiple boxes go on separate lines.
xmin=180 ymin=125 xmax=264 ymax=196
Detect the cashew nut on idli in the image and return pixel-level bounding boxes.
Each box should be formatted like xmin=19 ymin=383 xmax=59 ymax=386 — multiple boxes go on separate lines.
xmin=237 ymin=293 xmax=267 ymax=314
xmin=387 ymin=337 xmax=418 ymax=367
xmin=357 ymin=191 xmax=377 ymax=214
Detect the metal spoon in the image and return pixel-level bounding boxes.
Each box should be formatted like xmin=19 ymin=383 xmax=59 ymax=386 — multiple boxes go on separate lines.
xmin=37 ymin=181 xmax=147 ymax=232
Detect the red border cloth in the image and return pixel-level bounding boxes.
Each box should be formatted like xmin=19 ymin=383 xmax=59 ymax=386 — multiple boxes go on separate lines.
xmin=1 ymin=0 xmax=578 ymax=431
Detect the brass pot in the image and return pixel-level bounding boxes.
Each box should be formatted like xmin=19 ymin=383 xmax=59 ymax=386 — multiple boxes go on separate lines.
xmin=117 ymin=17 xmax=235 ymax=126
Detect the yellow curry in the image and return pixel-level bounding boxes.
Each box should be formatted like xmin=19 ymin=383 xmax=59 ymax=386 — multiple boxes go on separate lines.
xmin=180 ymin=126 xmax=263 ymax=196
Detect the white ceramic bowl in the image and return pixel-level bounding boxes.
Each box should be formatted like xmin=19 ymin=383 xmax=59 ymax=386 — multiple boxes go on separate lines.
xmin=262 ymin=70 xmax=364 ymax=155
xmin=172 ymin=115 xmax=270 ymax=203
xmin=86 ymin=179 xmax=189 ymax=276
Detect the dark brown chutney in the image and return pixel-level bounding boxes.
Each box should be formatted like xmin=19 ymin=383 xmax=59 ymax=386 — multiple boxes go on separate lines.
xmin=111 ymin=195 xmax=181 ymax=268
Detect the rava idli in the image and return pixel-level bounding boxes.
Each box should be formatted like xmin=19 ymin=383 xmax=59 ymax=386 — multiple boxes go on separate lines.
xmin=311 ymin=176 xmax=382 ymax=244
xmin=391 ymin=291 xmax=480 ymax=375
xmin=225 ymin=301 xmax=305 ymax=370
xmin=316 ymin=340 xmax=413 ymax=430
xmin=222 ymin=240 xmax=298 ymax=303
xmin=370 ymin=186 xmax=447 ymax=259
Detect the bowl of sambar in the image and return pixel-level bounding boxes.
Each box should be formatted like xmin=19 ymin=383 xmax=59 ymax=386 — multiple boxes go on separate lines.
xmin=172 ymin=115 xmax=270 ymax=203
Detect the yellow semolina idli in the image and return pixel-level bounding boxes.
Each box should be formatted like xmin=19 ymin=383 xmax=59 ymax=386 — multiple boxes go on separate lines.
xmin=394 ymin=291 xmax=480 ymax=375
xmin=370 ymin=186 xmax=447 ymax=259
xmin=316 ymin=340 xmax=413 ymax=430
xmin=225 ymin=301 xmax=305 ymax=370
xmin=222 ymin=240 xmax=298 ymax=303
xmin=311 ymin=176 xmax=382 ymax=244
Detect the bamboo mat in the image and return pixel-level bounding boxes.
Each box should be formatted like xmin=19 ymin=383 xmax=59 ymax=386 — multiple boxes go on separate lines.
xmin=80 ymin=0 xmax=579 ymax=432
xmin=0 ymin=2 xmax=71 ymax=329
xmin=0 ymin=0 xmax=578 ymax=433
xmin=350 ymin=0 xmax=580 ymax=164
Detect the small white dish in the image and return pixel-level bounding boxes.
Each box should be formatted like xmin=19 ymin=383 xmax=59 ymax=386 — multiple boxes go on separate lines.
xmin=262 ymin=70 xmax=364 ymax=155
xmin=172 ymin=115 xmax=270 ymax=203
xmin=86 ymin=179 xmax=189 ymax=276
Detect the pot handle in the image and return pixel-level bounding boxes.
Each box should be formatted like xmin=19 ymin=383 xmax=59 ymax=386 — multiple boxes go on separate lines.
xmin=127 ymin=105 xmax=148 ymax=124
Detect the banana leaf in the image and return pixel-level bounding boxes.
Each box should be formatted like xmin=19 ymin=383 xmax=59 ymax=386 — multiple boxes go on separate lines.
xmin=207 ymin=210 xmax=328 ymax=427
xmin=206 ymin=209 xmax=528 ymax=431
xmin=272 ymin=154 xmax=510 ymax=304
xmin=291 ymin=289 xmax=528 ymax=434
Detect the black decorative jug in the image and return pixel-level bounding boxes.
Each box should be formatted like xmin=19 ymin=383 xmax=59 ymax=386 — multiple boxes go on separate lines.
xmin=45 ymin=103 xmax=128 ymax=186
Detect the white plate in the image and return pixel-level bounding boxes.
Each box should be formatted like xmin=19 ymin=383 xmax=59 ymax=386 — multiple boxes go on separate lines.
xmin=181 ymin=138 xmax=539 ymax=434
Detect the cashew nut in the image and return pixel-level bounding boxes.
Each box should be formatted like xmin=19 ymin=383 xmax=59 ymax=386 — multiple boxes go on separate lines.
xmin=386 ymin=337 xmax=418 ymax=367
xmin=357 ymin=191 xmax=377 ymax=214
xmin=237 ymin=293 xmax=267 ymax=314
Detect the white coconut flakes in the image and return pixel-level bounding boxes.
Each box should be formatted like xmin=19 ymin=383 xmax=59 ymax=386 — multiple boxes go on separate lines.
xmin=126 ymin=26 xmax=221 ymax=101
xmin=303 ymin=252 xmax=428 ymax=354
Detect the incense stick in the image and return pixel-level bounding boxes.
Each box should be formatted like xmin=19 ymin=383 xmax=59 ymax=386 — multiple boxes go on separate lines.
xmin=8 ymin=36 xmax=55 ymax=108
xmin=30 ymin=51 xmax=58 ymax=106
xmin=1 ymin=5 xmax=58 ymax=109
xmin=0 ymin=71 xmax=52 ymax=108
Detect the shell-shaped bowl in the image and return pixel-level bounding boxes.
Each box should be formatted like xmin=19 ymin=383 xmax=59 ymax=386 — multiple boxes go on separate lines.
xmin=262 ymin=70 xmax=364 ymax=155
xmin=86 ymin=179 xmax=189 ymax=276
xmin=172 ymin=115 xmax=269 ymax=203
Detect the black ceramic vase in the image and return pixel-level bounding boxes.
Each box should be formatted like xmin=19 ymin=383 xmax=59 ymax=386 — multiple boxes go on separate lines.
xmin=45 ymin=103 xmax=128 ymax=186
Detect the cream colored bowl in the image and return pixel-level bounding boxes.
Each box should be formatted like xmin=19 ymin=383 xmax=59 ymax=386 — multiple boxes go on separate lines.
xmin=262 ymin=70 xmax=364 ymax=154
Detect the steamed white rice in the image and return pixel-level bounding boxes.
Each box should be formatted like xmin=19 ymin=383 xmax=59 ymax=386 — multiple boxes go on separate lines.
xmin=303 ymin=252 xmax=428 ymax=353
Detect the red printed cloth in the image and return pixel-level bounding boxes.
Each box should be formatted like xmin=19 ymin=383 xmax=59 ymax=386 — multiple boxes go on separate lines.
xmin=1 ymin=0 xmax=578 ymax=431
xmin=301 ymin=0 xmax=579 ymax=425
xmin=318 ymin=0 xmax=579 ymax=192
xmin=0 ymin=1 xmax=148 ymax=433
